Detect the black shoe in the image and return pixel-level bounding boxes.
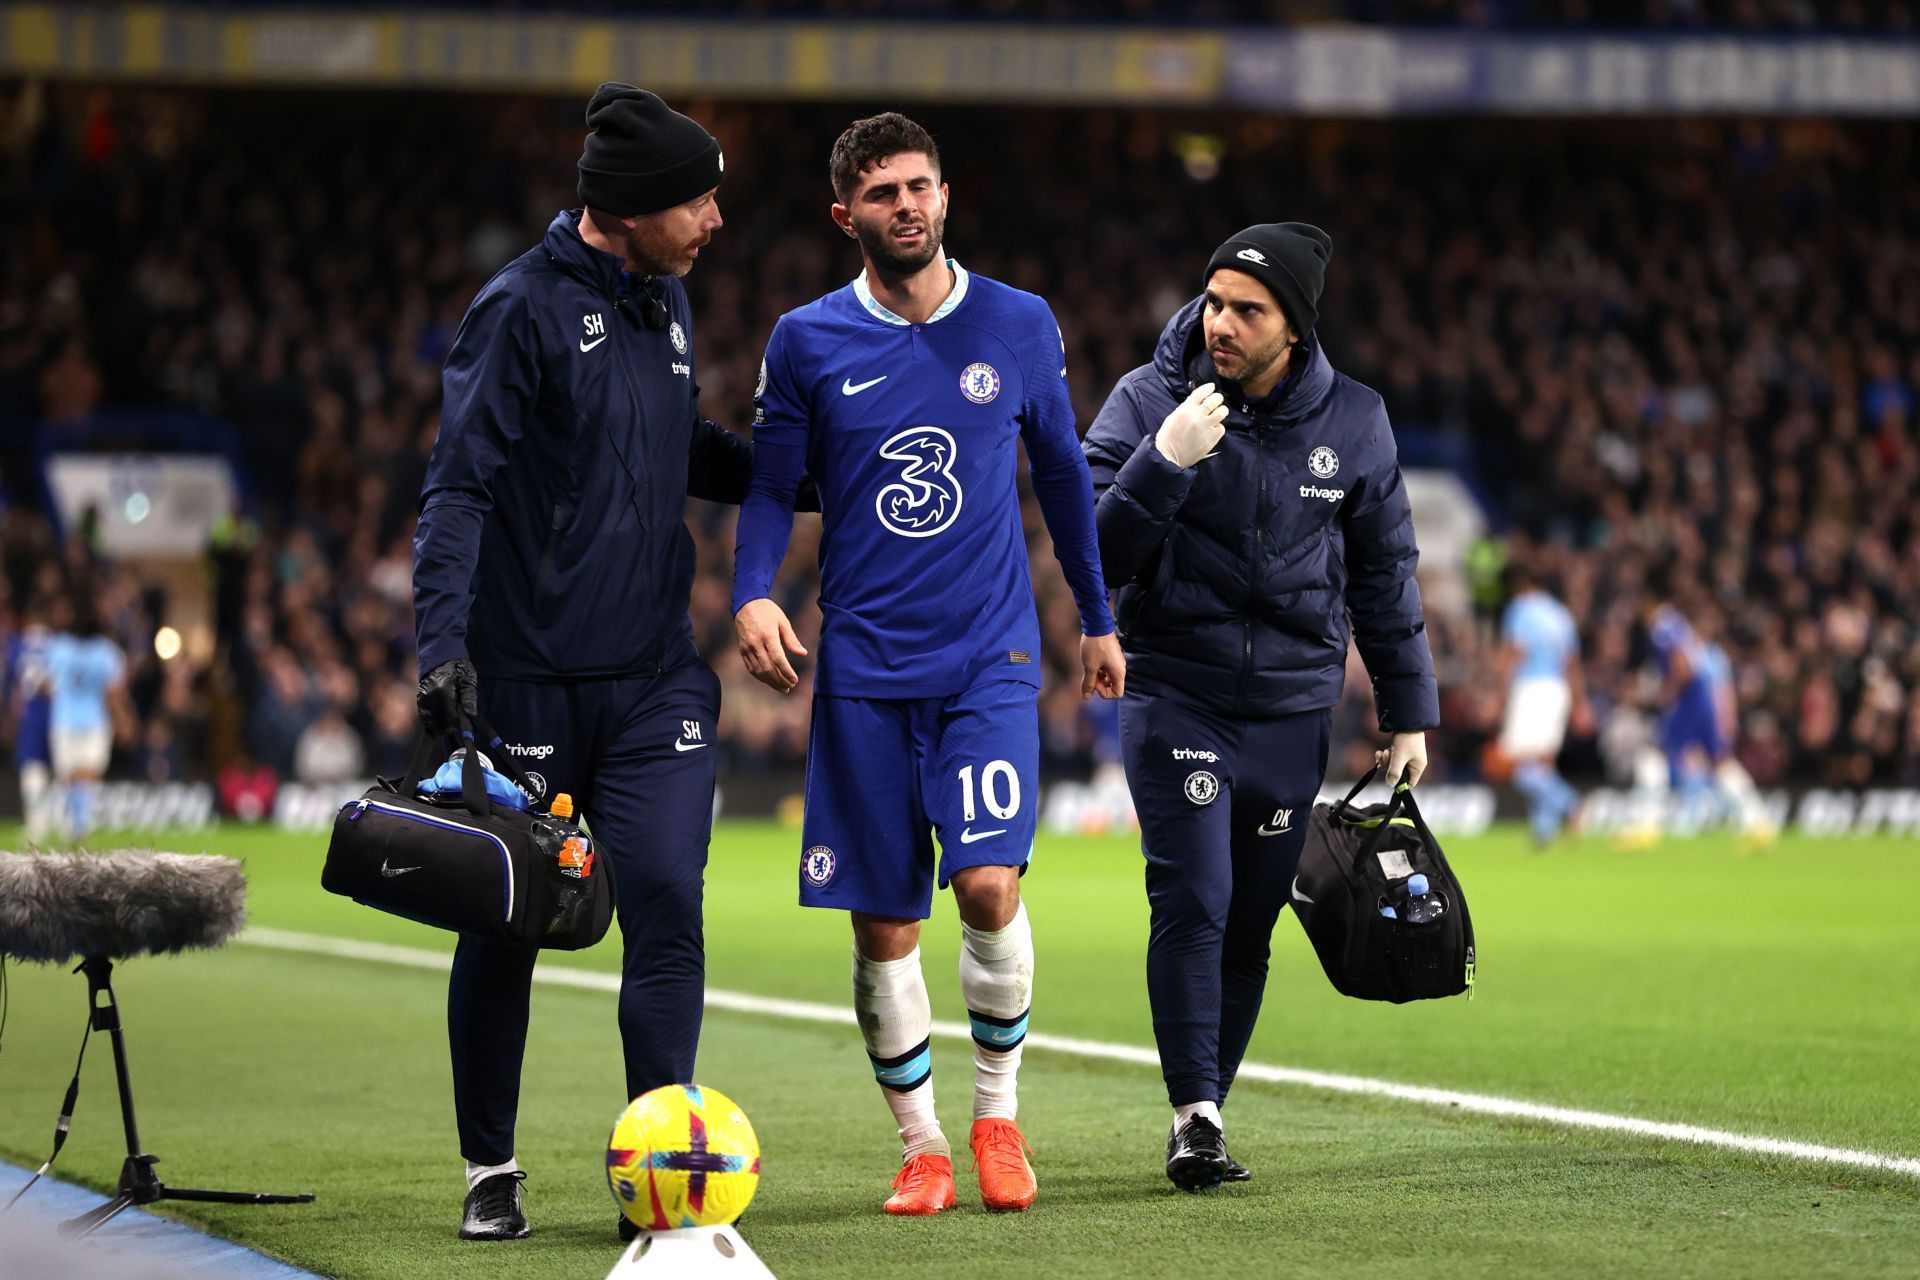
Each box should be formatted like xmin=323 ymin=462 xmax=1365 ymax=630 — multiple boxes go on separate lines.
xmin=619 ymin=1214 xmax=641 ymax=1244
xmin=1222 ymin=1150 xmax=1251 ymax=1182
xmin=460 ymin=1171 xmax=530 ymax=1240
xmin=1166 ymin=1116 xmax=1228 ymax=1192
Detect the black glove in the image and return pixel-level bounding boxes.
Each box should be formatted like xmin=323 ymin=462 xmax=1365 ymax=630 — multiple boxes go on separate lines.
xmin=417 ymin=658 xmax=479 ymax=736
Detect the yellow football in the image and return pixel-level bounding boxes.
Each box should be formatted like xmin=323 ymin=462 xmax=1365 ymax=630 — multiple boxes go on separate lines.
xmin=606 ymin=1083 xmax=761 ymax=1230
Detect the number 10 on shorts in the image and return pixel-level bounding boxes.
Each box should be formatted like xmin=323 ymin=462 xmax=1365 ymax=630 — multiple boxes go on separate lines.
xmin=958 ymin=760 xmax=1021 ymax=822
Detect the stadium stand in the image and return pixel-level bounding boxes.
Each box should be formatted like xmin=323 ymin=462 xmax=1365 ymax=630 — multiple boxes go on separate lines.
xmin=1 ymin=82 xmax=1915 ymax=795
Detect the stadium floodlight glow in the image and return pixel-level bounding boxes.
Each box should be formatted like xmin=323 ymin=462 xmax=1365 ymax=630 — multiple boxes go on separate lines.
xmin=153 ymin=627 xmax=182 ymax=661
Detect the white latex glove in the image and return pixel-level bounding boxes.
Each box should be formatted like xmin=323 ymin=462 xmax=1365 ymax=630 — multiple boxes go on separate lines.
xmin=1155 ymin=382 xmax=1229 ymax=468
xmin=1374 ymin=732 xmax=1429 ymax=789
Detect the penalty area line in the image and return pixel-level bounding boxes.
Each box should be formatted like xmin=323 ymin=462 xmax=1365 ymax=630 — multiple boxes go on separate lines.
xmin=238 ymin=926 xmax=1920 ymax=1180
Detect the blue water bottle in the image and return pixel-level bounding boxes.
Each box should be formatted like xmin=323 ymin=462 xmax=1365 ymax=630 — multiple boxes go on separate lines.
xmin=1404 ymin=873 xmax=1445 ymax=925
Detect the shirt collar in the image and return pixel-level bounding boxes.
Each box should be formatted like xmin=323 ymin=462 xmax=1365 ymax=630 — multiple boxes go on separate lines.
xmin=853 ymin=258 xmax=969 ymax=326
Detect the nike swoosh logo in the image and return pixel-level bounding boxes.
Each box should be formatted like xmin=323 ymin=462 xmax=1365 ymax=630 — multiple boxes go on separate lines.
xmin=580 ymin=335 xmax=608 ymax=353
xmin=1290 ymin=877 xmax=1313 ymax=905
xmin=674 ymin=739 xmax=710 ymax=752
xmin=841 ymin=375 xmax=887 ymax=396
xmin=1257 ymin=821 xmax=1291 ymax=836
xmin=959 ymin=828 xmax=1007 ymax=844
xmin=381 ymin=859 xmax=421 ymax=878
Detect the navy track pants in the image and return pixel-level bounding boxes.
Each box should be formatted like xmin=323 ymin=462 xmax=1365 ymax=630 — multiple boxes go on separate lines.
xmin=449 ymin=662 xmax=720 ymax=1165
xmin=1120 ymin=692 xmax=1331 ymax=1109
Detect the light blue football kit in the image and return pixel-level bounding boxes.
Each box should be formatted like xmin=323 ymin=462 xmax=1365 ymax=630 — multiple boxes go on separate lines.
xmin=1500 ymin=589 xmax=1580 ymax=843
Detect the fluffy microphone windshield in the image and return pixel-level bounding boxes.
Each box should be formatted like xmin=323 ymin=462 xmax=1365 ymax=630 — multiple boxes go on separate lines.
xmin=0 ymin=851 xmax=247 ymax=964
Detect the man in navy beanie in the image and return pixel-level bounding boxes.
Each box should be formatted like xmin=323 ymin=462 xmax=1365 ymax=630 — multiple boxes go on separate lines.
xmin=414 ymin=84 xmax=774 ymax=1242
xmin=1083 ymin=222 xmax=1439 ymax=1189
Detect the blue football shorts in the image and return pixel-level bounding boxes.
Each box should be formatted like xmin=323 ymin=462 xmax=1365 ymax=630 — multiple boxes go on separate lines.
xmin=1662 ymin=690 xmax=1727 ymax=782
xmin=797 ymin=678 xmax=1038 ymax=919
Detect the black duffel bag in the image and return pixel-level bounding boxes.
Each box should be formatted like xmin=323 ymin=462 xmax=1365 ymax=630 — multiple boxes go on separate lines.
xmin=1289 ymin=769 xmax=1476 ymax=1003
xmin=320 ymin=712 xmax=613 ymax=950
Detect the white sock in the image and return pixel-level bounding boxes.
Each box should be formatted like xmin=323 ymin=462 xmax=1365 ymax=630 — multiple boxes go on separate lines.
xmin=852 ymin=945 xmax=948 ymax=1160
xmin=1715 ymin=758 xmax=1772 ymax=830
xmin=1174 ymin=1100 xmax=1222 ymax=1132
xmin=959 ymin=902 xmax=1033 ymax=1122
xmin=1629 ymin=747 xmax=1669 ymax=830
xmin=465 ymin=1157 xmax=520 ymax=1191
xmin=21 ymin=764 xmax=51 ymax=845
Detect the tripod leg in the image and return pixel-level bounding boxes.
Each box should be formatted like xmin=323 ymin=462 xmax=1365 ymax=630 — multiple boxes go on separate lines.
xmin=58 ymin=1192 xmax=137 ymax=1238
xmin=161 ymin=1188 xmax=317 ymax=1206
xmin=56 ymin=958 xmax=317 ymax=1226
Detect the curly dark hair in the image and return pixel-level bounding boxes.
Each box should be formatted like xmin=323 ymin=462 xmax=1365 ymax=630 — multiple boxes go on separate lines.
xmin=829 ymin=112 xmax=940 ymax=202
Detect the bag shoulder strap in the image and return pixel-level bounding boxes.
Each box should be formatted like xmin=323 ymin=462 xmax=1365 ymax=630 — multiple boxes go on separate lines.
xmin=395 ymin=708 xmax=543 ymax=819
xmin=1332 ymin=766 xmax=1418 ymax=865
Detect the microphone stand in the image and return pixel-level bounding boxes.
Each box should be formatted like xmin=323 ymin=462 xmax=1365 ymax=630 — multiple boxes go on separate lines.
xmin=57 ymin=956 xmax=315 ymax=1237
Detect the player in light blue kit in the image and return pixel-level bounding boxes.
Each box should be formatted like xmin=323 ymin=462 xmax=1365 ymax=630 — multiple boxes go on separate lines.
xmin=43 ymin=595 xmax=128 ymax=843
xmin=731 ymin=114 xmax=1124 ymax=1217
xmin=1495 ymin=562 xmax=1585 ymax=847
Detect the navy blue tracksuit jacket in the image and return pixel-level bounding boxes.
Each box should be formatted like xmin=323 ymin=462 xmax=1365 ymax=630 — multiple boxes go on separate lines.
xmin=1084 ymin=295 xmax=1438 ymax=1110
xmin=414 ymin=210 xmax=751 ymax=1164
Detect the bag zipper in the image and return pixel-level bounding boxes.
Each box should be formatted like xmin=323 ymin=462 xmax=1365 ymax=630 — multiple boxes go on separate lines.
xmin=352 ymin=797 xmax=516 ymax=923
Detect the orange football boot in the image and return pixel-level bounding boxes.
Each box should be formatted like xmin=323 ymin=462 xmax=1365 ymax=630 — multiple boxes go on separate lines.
xmin=969 ymin=1118 xmax=1037 ymax=1212
xmin=883 ymin=1152 xmax=957 ymax=1216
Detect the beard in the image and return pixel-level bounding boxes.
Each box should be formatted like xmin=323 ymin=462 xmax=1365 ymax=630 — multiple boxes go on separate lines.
xmin=855 ymin=206 xmax=946 ymax=277
xmin=631 ymin=221 xmax=708 ymax=278
xmin=1209 ymin=328 xmax=1294 ymax=390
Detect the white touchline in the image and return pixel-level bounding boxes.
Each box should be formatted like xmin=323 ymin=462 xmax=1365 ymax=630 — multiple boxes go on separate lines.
xmin=238 ymin=926 xmax=1920 ymax=1180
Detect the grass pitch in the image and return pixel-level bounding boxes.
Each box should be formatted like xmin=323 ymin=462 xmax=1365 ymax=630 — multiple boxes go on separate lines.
xmin=0 ymin=821 xmax=1916 ymax=1278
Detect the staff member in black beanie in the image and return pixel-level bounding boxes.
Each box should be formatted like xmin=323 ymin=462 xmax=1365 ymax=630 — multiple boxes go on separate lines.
xmin=414 ymin=83 xmax=781 ymax=1242
xmin=1083 ymin=222 xmax=1439 ymax=1190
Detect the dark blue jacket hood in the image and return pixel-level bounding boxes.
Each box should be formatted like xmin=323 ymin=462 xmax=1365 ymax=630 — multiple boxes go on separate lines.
xmin=1082 ymin=296 xmax=1438 ymax=731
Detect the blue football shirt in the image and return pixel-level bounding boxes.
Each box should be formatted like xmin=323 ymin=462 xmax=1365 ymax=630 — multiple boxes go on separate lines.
xmin=1649 ymin=605 xmax=1716 ymax=710
xmin=733 ymin=261 xmax=1113 ymax=698
xmin=5 ymin=627 xmax=54 ymax=764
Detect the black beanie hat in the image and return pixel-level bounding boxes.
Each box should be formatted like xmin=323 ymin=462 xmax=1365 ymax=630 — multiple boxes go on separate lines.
xmin=1205 ymin=222 xmax=1332 ymax=338
xmin=577 ymin=83 xmax=725 ymax=217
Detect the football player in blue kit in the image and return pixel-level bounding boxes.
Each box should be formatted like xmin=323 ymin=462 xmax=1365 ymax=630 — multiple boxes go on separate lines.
xmin=731 ymin=113 xmax=1124 ymax=1217
xmin=1623 ymin=579 xmax=1775 ymax=845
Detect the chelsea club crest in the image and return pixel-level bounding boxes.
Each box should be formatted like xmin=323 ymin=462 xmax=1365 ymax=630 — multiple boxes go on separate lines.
xmin=960 ymin=362 xmax=1000 ymax=405
xmin=802 ymin=845 xmax=837 ymax=887
xmin=669 ymin=321 xmax=688 ymax=355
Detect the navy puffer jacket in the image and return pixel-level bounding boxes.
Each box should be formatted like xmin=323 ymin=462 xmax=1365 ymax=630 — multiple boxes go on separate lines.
xmin=1082 ymin=296 xmax=1438 ymax=731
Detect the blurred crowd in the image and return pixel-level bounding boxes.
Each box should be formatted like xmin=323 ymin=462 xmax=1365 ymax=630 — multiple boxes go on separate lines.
xmin=1 ymin=81 xmax=1916 ymax=792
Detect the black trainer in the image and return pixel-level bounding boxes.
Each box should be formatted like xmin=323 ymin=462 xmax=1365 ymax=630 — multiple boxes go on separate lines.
xmin=1166 ymin=1116 xmax=1229 ymax=1191
xmin=1222 ymin=1148 xmax=1252 ymax=1182
xmin=460 ymin=1171 xmax=530 ymax=1240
